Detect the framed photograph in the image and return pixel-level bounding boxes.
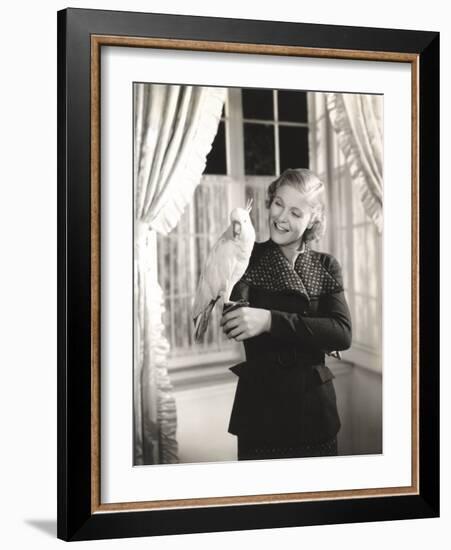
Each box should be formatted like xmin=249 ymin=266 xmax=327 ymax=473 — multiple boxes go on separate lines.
xmin=57 ymin=7 xmax=439 ymax=541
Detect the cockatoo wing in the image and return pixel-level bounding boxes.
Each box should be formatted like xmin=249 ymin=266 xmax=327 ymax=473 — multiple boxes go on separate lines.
xmin=192 ymin=207 xmax=255 ymax=341
xmin=192 ymin=226 xmax=237 ymax=320
xmin=193 ymin=227 xmax=247 ymax=340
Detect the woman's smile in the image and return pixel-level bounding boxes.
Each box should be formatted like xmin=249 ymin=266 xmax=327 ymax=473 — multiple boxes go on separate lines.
xmin=273 ymin=220 xmax=290 ymax=233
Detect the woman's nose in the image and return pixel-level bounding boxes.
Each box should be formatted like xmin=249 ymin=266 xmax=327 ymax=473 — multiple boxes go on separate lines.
xmin=277 ymin=209 xmax=288 ymax=222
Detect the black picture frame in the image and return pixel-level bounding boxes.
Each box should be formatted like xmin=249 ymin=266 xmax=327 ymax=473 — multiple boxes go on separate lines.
xmin=57 ymin=7 xmax=439 ymax=541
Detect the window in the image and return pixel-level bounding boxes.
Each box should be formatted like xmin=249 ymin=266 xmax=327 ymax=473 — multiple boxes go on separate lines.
xmin=307 ymin=92 xmax=382 ymax=370
xmin=157 ymin=87 xmax=310 ymax=368
xmin=157 ymin=89 xmax=381 ymax=372
xmin=329 ymin=154 xmax=382 ymax=368
xmin=156 ymin=176 xmax=236 ymax=366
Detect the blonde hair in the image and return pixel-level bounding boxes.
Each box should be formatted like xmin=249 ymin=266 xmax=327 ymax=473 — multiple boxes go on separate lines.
xmin=266 ymin=168 xmax=326 ymax=243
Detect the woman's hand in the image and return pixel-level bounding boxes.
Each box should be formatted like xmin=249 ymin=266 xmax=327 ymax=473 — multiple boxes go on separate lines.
xmin=221 ymin=307 xmax=271 ymax=341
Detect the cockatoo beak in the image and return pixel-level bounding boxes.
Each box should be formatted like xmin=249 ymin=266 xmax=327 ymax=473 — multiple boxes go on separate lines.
xmin=233 ymin=221 xmax=242 ymax=237
xmin=246 ymin=198 xmax=253 ymax=213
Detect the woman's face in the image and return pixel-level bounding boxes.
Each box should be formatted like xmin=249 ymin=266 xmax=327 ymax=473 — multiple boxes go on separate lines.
xmin=268 ymin=184 xmax=313 ymax=248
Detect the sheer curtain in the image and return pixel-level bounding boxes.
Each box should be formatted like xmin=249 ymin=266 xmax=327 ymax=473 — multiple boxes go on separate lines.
xmin=134 ymin=84 xmax=226 ymax=464
xmin=308 ymin=91 xmax=383 ymax=361
xmin=325 ymin=93 xmax=383 ymax=232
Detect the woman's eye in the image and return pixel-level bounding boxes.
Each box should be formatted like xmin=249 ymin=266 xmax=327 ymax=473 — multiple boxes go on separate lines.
xmin=292 ymin=211 xmax=302 ymax=218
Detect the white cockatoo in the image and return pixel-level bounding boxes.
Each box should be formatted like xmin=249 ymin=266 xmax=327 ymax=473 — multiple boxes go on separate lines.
xmin=192 ymin=199 xmax=255 ymax=341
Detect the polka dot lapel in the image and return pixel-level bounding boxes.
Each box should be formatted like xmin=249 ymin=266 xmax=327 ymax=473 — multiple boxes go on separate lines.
xmin=242 ymin=240 xmax=343 ymax=300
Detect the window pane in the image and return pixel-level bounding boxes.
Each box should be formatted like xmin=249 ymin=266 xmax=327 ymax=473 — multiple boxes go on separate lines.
xmin=353 ymin=294 xmax=368 ymax=344
xmin=157 ymin=178 xmax=242 ymax=359
xmin=279 ymin=126 xmax=309 ymax=171
xmin=244 ymin=123 xmax=275 ymax=175
xmin=368 ymin=297 xmax=380 ymax=350
xmin=351 ymin=174 xmax=367 ymax=225
xmin=204 ymin=121 xmax=226 ymax=175
xmin=278 ymin=90 xmax=308 ymax=123
xmin=353 ymin=225 xmax=367 ymax=294
xmin=242 ymin=88 xmax=273 ymax=120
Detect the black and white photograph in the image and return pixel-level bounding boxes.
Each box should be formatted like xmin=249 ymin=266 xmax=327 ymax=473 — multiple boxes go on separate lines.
xmin=133 ymin=84 xmax=383 ymax=466
xmin=0 ymin=0 xmax=444 ymax=545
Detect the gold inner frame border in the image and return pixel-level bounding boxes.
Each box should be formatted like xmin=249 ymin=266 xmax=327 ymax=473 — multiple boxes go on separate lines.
xmin=90 ymin=34 xmax=420 ymax=514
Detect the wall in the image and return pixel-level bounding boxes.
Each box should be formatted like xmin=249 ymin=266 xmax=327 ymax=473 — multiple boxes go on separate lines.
xmin=335 ymin=365 xmax=383 ymax=455
xmin=0 ymin=1 xmax=447 ymax=550
xmin=173 ymin=362 xmax=382 ymax=463
xmin=175 ymin=374 xmax=238 ymax=463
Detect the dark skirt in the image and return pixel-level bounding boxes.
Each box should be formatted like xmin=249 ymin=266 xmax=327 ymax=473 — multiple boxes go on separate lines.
xmin=238 ymin=436 xmax=338 ymax=460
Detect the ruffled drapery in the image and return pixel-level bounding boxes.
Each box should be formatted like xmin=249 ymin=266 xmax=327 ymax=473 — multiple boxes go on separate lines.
xmin=133 ymin=84 xmax=226 ymax=464
xmin=326 ymin=93 xmax=383 ymax=233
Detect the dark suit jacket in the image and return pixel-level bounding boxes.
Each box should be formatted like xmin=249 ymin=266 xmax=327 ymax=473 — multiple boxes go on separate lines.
xmin=228 ymin=239 xmax=352 ymax=445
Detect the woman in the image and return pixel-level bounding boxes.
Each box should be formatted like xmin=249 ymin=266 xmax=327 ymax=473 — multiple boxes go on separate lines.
xmin=221 ymin=168 xmax=352 ymax=460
